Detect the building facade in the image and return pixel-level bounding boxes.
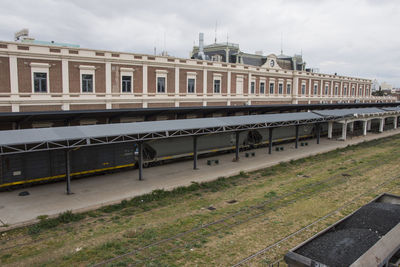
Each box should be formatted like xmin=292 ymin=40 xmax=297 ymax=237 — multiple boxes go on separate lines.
xmin=0 ymin=41 xmax=395 ymax=113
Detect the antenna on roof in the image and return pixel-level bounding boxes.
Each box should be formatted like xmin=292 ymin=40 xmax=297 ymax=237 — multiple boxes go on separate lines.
xmin=163 ymin=31 xmax=166 ymax=55
xmin=215 ymin=20 xmax=218 ymax=43
xmin=226 ymin=32 xmax=229 ymax=44
xmin=280 ymin=32 xmax=283 ymax=55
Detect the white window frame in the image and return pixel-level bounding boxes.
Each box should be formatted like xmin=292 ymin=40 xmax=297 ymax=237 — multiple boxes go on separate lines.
xmin=359 ymin=86 xmax=363 ymax=96
xmin=187 ymin=72 xmax=197 ymax=94
xmin=79 ymin=65 xmax=96 ymax=93
xmin=120 ymin=67 xmax=134 ymax=94
xmin=31 ymin=62 xmax=50 ymax=93
xmin=313 ymin=83 xmax=318 ymax=95
xmin=286 ymin=83 xmax=291 ymax=95
xmin=334 ymin=85 xmax=339 ymax=96
xmin=351 ymin=86 xmax=355 ymax=96
xmin=301 ymin=83 xmax=306 ymax=95
xmin=324 ymin=84 xmax=329 ymax=95
xmin=250 ymin=79 xmax=256 ymax=94
xmin=269 ymin=81 xmax=275 ymax=95
xmin=278 ymin=83 xmax=283 ymax=94
xmin=156 ymin=69 xmax=168 ymax=94
xmin=343 ymin=86 xmax=347 ymax=96
xmin=213 ymin=73 xmax=222 ymax=94
xmin=236 ymin=75 xmax=244 ymax=95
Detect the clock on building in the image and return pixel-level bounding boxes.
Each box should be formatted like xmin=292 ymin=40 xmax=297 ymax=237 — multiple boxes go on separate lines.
xmin=270 ymin=59 xmax=275 ymax=67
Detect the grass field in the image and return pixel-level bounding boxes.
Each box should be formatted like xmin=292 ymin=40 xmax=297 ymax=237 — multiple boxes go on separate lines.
xmin=1 ymin=134 xmax=400 ymax=266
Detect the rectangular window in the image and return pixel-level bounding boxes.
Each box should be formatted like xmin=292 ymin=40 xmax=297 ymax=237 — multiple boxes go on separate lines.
xmin=301 ymin=84 xmax=306 ymax=95
xmin=313 ymin=84 xmax=318 ymax=95
xmin=260 ymin=82 xmax=265 ymax=94
xmin=269 ymin=83 xmax=274 ymax=94
xmin=214 ymin=79 xmax=221 ymax=93
xmin=121 ymin=76 xmax=132 ymax=93
xmin=278 ymin=83 xmax=283 ymax=94
xmin=324 ymin=85 xmax=329 ymax=95
xmin=157 ymin=77 xmax=166 ymax=93
xmin=236 ymin=79 xmax=243 ymax=94
xmin=351 ymin=87 xmax=355 ymax=96
xmin=33 ymin=72 xmax=47 ymax=92
xmin=335 ymin=86 xmax=338 ymax=95
xmin=250 ymin=81 xmax=255 ymax=94
xmin=359 ymin=88 xmax=362 ymax=96
xmin=286 ymin=84 xmax=291 ymax=94
xmin=82 ymin=74 xmax=93 ymax=93
xmin=188 ymin=78 xmax=195 ymax=93
xmin=343 ymin=86 xmax=347 ymax=95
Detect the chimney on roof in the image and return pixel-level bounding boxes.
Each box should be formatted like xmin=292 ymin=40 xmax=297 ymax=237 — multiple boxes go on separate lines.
xmin=198 ymin=33 xmax=205 ymax=60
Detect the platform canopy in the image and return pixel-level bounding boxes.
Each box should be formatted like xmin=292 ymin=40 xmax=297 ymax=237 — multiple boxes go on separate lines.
xmin=0 ymin=111 xmax=345 ymax=155
xmin=312 ymin=107 xmax=390 ymax=117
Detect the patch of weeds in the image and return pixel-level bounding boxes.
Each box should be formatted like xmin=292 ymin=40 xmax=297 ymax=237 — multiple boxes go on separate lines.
xmin=87 ymin=211 xmax=99 ymax=218
xmin=264 ymin=191 xmax=277 ymax=199
xmin=37 ymin=215 xmax=48 ymax=220
xmin=28 ymin=210 xmax=85 ymax=235
xmin=1 ymin=254 xmax=12 ymax=261
xmin=239 ymin=171 xmax=249 ymax=178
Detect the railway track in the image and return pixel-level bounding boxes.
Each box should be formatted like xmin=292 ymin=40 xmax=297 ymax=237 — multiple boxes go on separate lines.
xmin=231 ymin=175 xmax=400 ymax=266
xmin=0 ymin=139 xmax=397 ymax=266
xmin=0 ymin=148 xmax=375 ymax=253
xmin=91 ymin=159 xmax=385 ymax=266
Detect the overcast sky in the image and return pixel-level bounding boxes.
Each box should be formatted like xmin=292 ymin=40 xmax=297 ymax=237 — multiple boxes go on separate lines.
xmin=1 ymin=0 xmax=399 ymax=86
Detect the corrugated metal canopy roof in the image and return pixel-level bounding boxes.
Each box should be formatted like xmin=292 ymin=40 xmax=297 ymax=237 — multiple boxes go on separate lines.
xmin=312 ymin=107 xmax=386 ymax=117
xmin=382 ymin=106 xmax=400 ymax=111
xmin=0 ymin=112 xmax=323 ymax=147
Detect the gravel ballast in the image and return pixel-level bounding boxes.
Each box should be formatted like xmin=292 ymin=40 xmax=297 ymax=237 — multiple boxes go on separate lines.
xmin=295 ymin=201 xmax=400 ymax=266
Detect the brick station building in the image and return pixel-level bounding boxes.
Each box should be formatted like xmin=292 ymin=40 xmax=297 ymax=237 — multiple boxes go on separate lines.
xmin=0 ymin=40 xmax=395 ymax=113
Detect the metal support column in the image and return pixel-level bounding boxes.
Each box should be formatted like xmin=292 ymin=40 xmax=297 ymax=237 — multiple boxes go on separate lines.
xmin=316 ymin=123 xmax=321 ymax=144
xmin=65 ymin=149 xmax=71 ymax=195
xmin=295 ymin=125 xmax=299 ymax=149
xmin=268 ymin=128 xmax=273 ymax=154
xmin=363 ymin=120 xmax=367 ymax=136
xmin=341 ymin=122 xmax=347 ymax=141
xmin=394 ymin=116 xmax=398 ymax=129
xmin=193 ymin=136 xmax=198 ymax=169
xmin=138 ymin=142 xmax=143 ymax=181
xmin=379 ymin=118 xmax=385 ymax=133
xmin=235 ymin=131 xmax=240 ymax=161
xmin=328 ymin=121 xmax=333 ymax=139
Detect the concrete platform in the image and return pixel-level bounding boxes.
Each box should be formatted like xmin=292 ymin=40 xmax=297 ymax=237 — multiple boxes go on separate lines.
xmin=1 ymin=129 xmax=399 ymax=230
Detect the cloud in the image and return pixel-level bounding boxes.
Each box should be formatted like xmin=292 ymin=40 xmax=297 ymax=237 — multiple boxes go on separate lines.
xmin=0 ymin=0 xmax=399 ymax=86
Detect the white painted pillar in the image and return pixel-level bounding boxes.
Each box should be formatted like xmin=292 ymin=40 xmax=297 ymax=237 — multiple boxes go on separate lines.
xmin=11 ymin=104 xmax=19 ymax=112
xmin=292 ymin=74 xmax=299 ymax=104
xmin=227 ymin=71 xmax=231 ymax=96
xmin=340 ymin=81 xmax=343 ymax=97
xmin=367 ymin=120 xmax=371 ymax=131
xmin=142 ymin=64 xmax=148 ymax=96
xmin=62 ymin=59 xmax=69 ymax=95
xmin=248 ymin=73 xmax=252 ymax=94
xmin=349 ymin=121 xmax=354 ymax=132
xmin=341 ymin=122 xmax=347 ymax=141
xmin=203 ymin=69 xmax=207 ymax=95
xmin=308 ymin=78 xmax=312 ymax=97
xmin=328 ymin=121 xmax=333 ymax=139
xmin=9 ymin=55 xmax=18 ymax=95
xmin=379 ymin=118 xmax=385 ymax=133
xmin=175 ymin=66 xmax=179 ymax=96
xmin=363 ymin=120 xmax=367 ymax=136
xmin=62 ymin=103 xmax=70 ymax=111
xmin=105 ymin=62 xmax=111 ymax=96
xmin=394 ymin=116 xmax=398 ymax=129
